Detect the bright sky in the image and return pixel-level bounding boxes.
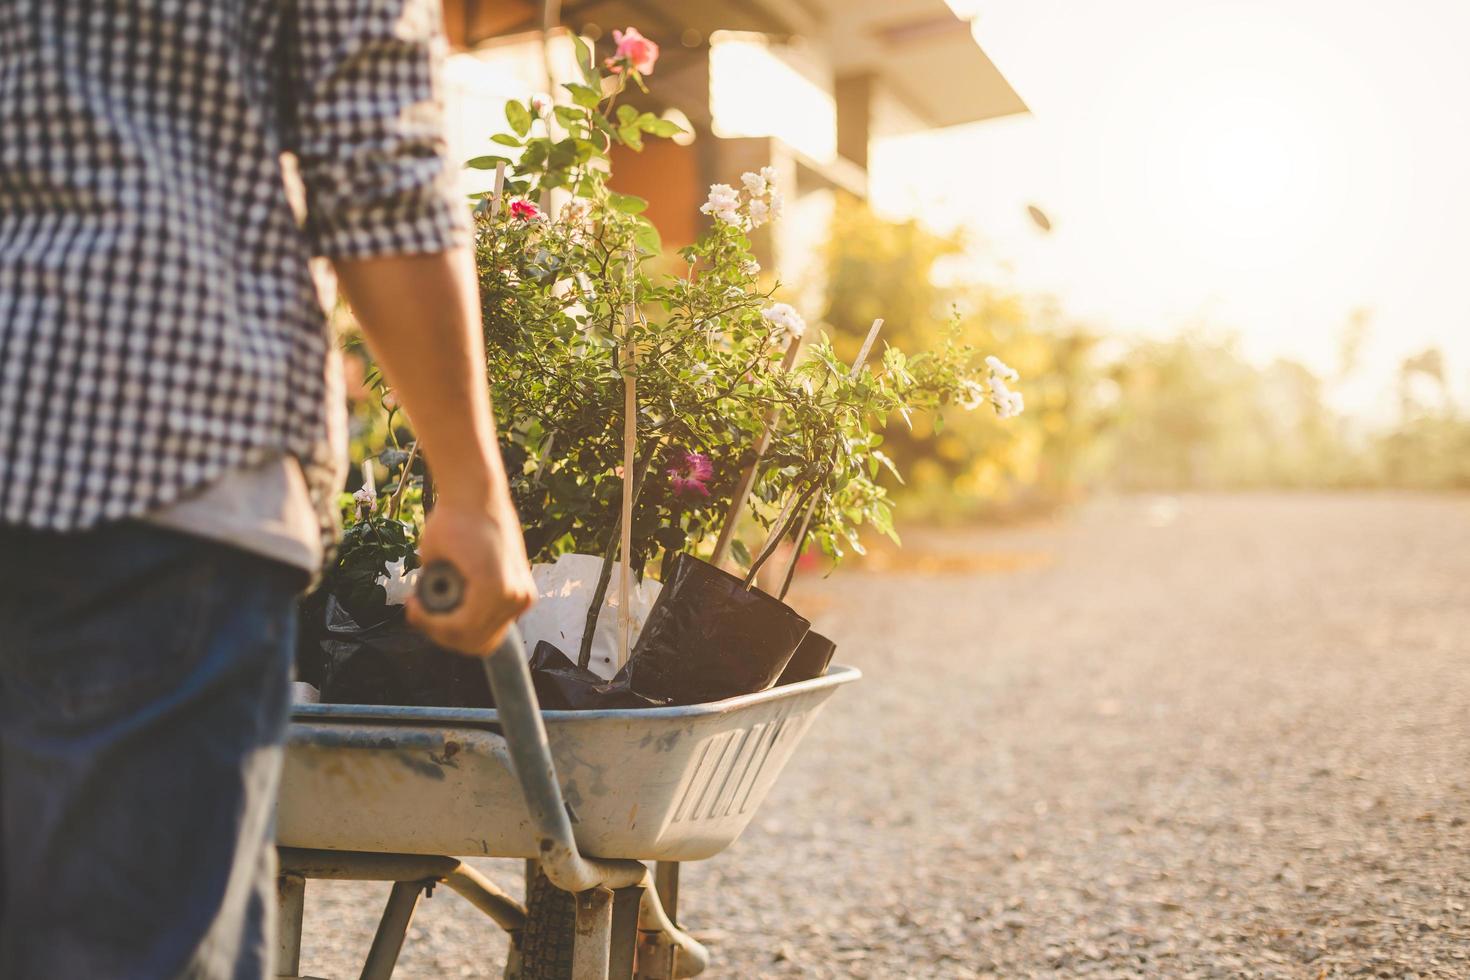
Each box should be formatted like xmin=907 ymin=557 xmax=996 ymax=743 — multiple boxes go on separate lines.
xmin=871 ymin=0 xmax=1470 ymax=417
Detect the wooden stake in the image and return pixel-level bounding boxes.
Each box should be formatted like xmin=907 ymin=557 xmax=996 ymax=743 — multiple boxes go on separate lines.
xmin=849 ymin=318 xmax=884 ymax=381
xmin=617 ymin=247 xmax=638 ymax=667
xmin=489 ymin=161 xmax=507 ymax=219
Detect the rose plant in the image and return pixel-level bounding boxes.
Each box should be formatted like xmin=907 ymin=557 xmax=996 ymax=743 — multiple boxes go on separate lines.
xmin=322 ymin=28 xmax=1022 ymax=669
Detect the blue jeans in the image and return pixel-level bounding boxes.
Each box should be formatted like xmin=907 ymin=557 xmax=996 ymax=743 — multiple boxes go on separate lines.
xmin=0 ymin=521 xmax=303 ymax=979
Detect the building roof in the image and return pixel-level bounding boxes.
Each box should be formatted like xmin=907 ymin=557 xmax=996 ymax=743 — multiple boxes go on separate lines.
xmin=487 ymin=0 xmax=1027 ymax=130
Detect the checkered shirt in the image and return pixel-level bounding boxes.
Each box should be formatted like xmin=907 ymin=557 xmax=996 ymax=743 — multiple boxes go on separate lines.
xmin=0 ymin=0 xmax=470 ymax=530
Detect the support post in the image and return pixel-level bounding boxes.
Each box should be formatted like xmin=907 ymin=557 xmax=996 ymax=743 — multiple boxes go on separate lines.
xmin=572 ymin=887 xmax=614 ymax=980
xmin=653 ymin=862 xmax=680 ymax=926
xmin=609 ymin=884 xmax=645 ymax=980
xmin=276 ymin=874 xmax=305 ymax=979
xmin=360 ymin=881 xmax=424 ymax=980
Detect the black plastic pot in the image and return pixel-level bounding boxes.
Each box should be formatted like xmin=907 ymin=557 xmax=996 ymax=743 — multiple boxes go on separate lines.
xmin=776 ymin=630 xmax=837 ymax=686
xmin=527 ymin=641 xmax=667 ymax=710
xmin=625 ymin=553 xmax=810 ymax=705
xmin=310 ymin=596 xmax=494 ymax=709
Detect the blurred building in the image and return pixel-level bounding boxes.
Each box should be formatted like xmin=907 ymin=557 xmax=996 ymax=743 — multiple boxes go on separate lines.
xmin=440 ymin=0 xmax=1025 ymax=308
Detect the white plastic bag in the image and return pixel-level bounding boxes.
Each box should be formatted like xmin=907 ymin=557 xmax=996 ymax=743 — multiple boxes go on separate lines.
xmin=378 ymin=558 xmax=418 ymax=606
xmin=517 ymin=552 xmax=662 ymax=680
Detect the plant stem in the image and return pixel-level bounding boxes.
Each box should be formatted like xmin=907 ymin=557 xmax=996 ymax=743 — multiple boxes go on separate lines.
xmin=576 ymin=453 xmax=653 ymax=668
xmin=577 ymin=526 xmax=621 ymax=669
xmin=711 ymin=338 xmax=802 ymax=565
xmin=387 ymin=441 xmax=420 ymax=520
xmin=778 ymin=499 xmax=817 ymax=601
xmin=744 ymin=471 xmax=822 ymax=587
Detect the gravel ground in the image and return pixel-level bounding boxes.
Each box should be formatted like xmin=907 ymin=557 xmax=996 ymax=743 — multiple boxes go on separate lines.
xmin=297 ymin=493 xmax=1470 ymax=978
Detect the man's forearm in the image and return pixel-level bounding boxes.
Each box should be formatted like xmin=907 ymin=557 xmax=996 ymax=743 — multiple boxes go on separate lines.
xmin=333 ymin=248 xmax=506 ymax=508
xmin=333 ymin=247 xmax=535 ymax=654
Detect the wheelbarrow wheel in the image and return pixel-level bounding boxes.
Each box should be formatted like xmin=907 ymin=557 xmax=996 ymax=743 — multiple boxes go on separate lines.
xmin=517 ymin=868 xmax=576 ymax=979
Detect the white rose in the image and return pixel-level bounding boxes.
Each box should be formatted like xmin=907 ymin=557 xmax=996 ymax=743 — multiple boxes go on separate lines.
xmin=761 ymin=302 xmax=806 ymax=340
xmin=700 ymin=183 xmax=739 ymax=214
xmin=985 ymin=355 xmax=1020 ymax=383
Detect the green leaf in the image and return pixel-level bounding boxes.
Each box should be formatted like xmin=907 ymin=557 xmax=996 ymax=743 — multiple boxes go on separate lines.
xmin=654 ymin=525 xmax=686 ymax=551
xmin=564 ymin=82 xmax=602 ymax=109
xmin=572 ymin=34 xmax=597 ymax=84
xmin=491 ymin=132 xmax=523 ymax=148
xmin=570 ymin=138 xmax=598 ymax=164
xmin=505 ymin=100 xmax=532 ymax=137
xmin=464 ymin=155 xmax=511 ymax=170
xmin=616 ymin=104 xmax=639 ymax=126
xmin=607 ymin=192 xmax=648 ymax=214
xmin=633 ymin=219 xmax=661 ymax=255
xmin=547 ymin=138 xmax=578 ymax=169
xmin=553 ymin=105 xmax=585 ymax=128
xmin=520 ymin=141 xmax=547 ymax=167
xmin=873 ymin=449 xmax=904 ymax=484
xmin=646 ymin=118 xmax=685 ymax=138
xmin=617 ymin=125 xmax=644 ymax=151
xmin=730 ymin=539 xmax=752 ymax=568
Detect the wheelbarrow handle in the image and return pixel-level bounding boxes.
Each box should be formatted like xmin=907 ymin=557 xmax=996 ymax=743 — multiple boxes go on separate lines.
xmin=416 ymin=560 xmax=528 ymax=664
xmin=414 ymin=560 xmax=645 ymax=893
xmin=417 ymin=560 xmax=466 ymax=615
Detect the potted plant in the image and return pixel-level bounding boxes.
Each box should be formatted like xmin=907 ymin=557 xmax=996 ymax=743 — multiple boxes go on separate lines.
xmin=300 ymin=30 xmax=1025 ymax=708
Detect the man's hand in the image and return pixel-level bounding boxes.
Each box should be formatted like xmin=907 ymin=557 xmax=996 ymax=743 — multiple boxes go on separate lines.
xmin=406 ymin=501 xmax=536 ymax=656
xmin=332 ymin=247 xmax=535 ymax=657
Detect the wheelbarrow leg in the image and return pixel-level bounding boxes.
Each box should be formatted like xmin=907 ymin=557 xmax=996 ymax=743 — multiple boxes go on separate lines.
xmin=572 ymin=887 xmax=614 ymax=979
xmin=635 ymin=864 xmax=684 ymax=979
xmin=360 ymin=880 xmax=425 ymax=980
xmin=609 ymin=884 xmax=645 ymax=979
xmin=276 ymin=873 xmax=305 ymax=978
xmin=653 ymin=863 xmax=680 ymax=925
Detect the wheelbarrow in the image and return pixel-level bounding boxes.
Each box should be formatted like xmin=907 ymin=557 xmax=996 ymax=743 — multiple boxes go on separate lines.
xmin=274 ymin=607 xmax=858 ymax=978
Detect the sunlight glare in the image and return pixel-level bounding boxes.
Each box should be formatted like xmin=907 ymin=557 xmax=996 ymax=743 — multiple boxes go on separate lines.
xmin=1145 ymin=69 xmax=1328 ymax=266
xmin=709 ymin=33 xmax=837 ymax=163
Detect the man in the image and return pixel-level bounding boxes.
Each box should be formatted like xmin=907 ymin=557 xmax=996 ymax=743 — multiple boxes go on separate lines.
xmin=0 ymin=2 xmax=536 ymax=976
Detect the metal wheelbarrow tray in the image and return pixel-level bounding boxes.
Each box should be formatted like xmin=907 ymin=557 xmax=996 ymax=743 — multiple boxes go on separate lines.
xmin=275 ymin=621 xmax=856 ymax=979
xmin=278 ymin=665 xmax=860 ymax=863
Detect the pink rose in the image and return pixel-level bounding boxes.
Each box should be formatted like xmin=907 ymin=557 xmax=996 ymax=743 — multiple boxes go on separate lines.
xmin=508 ymin=198 xmax=542 ymax=221
xmin=605 ymin=27 xmax=658 ymax=76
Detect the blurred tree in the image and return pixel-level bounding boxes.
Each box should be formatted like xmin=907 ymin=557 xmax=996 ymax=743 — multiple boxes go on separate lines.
xmin=820 ymin=194 xmax=1105 ymax=518
xmin=1104 ymin=333 xmax=1363 ymax=489
xmin=1377 ymin=347 xmax=1470 ymax=488
xmin=814 ymin=197 xmax=1470 ymax=513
